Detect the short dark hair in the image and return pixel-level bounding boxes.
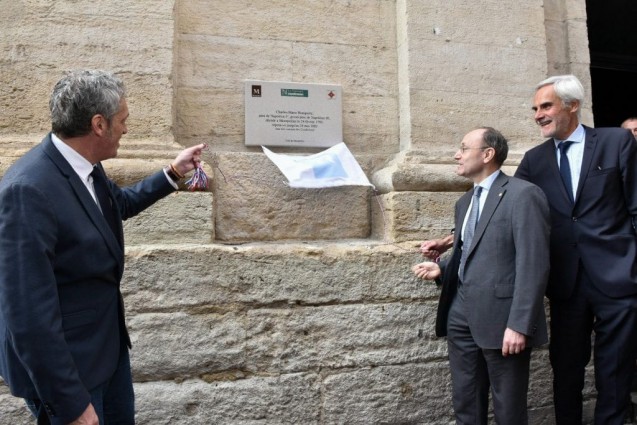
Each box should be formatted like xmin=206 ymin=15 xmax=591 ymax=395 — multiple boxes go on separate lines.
xmin=479 ymin=127 xmax=509 ymax=166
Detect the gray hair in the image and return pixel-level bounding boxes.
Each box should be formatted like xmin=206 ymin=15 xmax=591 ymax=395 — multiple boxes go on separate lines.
xmin=535 ymin=74 xmax=584 ymax=119
xmin=479 ymin=126 xmax=508 ymax=166
xmin=49 ymin=70 xmax=126 ymax=138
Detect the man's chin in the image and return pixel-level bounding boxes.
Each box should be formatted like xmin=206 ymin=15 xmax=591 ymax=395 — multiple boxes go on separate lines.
xmin=540 ymin=128 xmax=554 ymax=138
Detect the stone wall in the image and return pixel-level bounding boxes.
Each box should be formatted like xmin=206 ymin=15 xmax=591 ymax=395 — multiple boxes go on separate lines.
xmin=0 ymin=0 xmax=598 ymax=423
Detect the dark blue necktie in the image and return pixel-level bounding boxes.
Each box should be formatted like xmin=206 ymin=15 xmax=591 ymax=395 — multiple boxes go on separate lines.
xmin=91 ymin=165 xmax=119 ymax=238
xmin=558 ymin=141 xmax=574 ymax=202
xmin=459 ymin=186 xmax=482 ymax=282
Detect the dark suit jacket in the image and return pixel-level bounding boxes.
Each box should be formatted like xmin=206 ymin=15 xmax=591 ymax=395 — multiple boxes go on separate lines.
xmin=515 ymin=126 xmax=637 ymax=299
xmin=0 ymin=134 xmax=175 ymax=422
xmin=435 ymin=171 xmax=550 ymax=349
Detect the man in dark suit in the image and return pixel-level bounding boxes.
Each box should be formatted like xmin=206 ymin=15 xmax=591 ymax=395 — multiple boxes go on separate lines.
xmin=515 ymin=74 xmax=637 ymax=425
xmin=413 ymin=127 xmax=550 ymax=424
xmin=0 ymin=70 xmax=206 ymax=424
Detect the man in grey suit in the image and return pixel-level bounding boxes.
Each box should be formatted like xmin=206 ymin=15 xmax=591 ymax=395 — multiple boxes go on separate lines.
xmin=413 ymin=127 xmax=550 ymax=424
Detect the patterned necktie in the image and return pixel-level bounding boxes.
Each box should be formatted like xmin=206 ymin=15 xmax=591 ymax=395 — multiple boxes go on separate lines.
xmin=459 ymin=186 xmax=482 ymax=282
xmin=91 ymin=165 xmax=119 ymax=238
xmin=558 ymin=141 xmax=574 ymax=202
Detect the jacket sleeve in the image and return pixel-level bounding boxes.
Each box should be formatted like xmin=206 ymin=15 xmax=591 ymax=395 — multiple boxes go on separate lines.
xmin=109 ymin=169 xmax=176 ymax=220
xmin=507 ymin=184 xmax=551 ymax=336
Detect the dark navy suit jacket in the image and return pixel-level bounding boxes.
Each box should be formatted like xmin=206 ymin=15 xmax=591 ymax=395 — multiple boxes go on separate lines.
xmin=0 ymin=134 xmax=175 ymax=422
xmin=515 ymin=126 xmax=637 ymax=299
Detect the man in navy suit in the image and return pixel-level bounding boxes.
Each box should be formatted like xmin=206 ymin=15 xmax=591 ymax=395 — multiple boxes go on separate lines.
xmin=0 ymin=70 xmax=206 ymax=424
xmin=515 ymin=74 xmax=637 ymax=424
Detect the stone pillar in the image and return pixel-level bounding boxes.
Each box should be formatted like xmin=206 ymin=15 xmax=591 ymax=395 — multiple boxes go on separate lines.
xmin=372 ymin=0 xmax=593 ymax=242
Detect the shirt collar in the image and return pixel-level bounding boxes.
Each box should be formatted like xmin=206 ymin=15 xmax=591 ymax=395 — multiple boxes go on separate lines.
xmin=475 ymin=169 xmax=500 ymax=192
xmin=50 ymin=133 xmax=95 ymax=183
xmin=554 ymin=124 xmax=585 ymax=148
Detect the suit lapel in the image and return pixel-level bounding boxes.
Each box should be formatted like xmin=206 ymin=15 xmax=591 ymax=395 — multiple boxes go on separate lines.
xmin=575 ymin=126 xmax=597 ymax=203
xmin=41 ymin=136 xmax=124 ymax=270
xmin=468 ymin=171 xmax=508 ymax=256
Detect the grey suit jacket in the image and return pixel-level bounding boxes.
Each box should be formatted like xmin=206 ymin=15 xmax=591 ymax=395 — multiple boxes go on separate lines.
xmin=436 ymin=171 xmax=551 ymax=349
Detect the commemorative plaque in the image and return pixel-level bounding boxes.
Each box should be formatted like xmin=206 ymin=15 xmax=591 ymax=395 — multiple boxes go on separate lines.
xmin=245 ymin=80 xmax=343 ymax=147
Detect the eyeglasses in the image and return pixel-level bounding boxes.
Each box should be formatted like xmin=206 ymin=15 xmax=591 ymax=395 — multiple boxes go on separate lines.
xmin=459 ymin=146 xmax=490 ymax=153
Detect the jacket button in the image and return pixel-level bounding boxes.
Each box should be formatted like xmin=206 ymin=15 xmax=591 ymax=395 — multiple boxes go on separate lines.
xmin=44 ymin=403 xmax=56 ymax=416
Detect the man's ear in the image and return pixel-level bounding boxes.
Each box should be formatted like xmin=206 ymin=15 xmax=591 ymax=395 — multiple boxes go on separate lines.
xmin=568 ymin=99 xmax=580 ymax=115
xmin=91 ymin=114 xmax=107 ymax=136
xmin=483 ymin=146 xmax=496 ymax=164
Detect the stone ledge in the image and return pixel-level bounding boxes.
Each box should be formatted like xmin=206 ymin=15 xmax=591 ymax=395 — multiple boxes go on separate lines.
xmin=372 ymin=151 xmax=518 ymax=193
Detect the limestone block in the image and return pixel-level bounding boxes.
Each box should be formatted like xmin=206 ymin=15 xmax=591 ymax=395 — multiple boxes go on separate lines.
xmin=372 ymin=159 xmax=520 ymax=192
xmin=342 ymin=96 xmax=400 ymax=155
xmin=0 ymin=0 xmax=174 ymax=138
xmin=292 ymin=43 xmax=397 ymax=98
xmin=134 ymin=376 xmax=320 ymax=425
xmin=128 ymin=312 xmax=245 ymax=382
xmin=321 ymin=363 xmax=454 ymax=424
xmin=212 ymin=152 xmax=371 ymax=241
xmin=408 ymin=88 xmax=546 ymax=155
xmin=177 ymin=0 xmax=396 ymax=48
xmin=178 ymin=34 xmax=397 ymax=97
xmin=244 ymin=303 xmax=445 ymax=374
xmin=408 ymin=39 xmax=547 ymax=97
xmin=127 ymin=303 xmax=444 ymax=381
xmin=374 ymin=163 xmax=471 ymax=193
xmin=408 ymin=0 xmax=545 ymax=48
xmin=122 ymin=243 xmax=434 ymax=313
xmin=123 ymin=191 xmax=214 ymax=245
xmin=176 ymin=36 xmax=295 ymax=92
xmin=372 ymin=191 xmax=459 ymax=243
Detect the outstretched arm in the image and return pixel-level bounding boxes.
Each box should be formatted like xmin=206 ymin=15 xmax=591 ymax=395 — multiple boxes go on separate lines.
xmin=412 ymin=261 xmax=442 ymax=281
xmin=419 ymin=234 xmax=454 ymax=261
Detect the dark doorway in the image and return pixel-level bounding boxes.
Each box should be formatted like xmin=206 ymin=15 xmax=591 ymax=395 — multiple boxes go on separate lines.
xmin=586 ymin=0 xmax=637 ymax=127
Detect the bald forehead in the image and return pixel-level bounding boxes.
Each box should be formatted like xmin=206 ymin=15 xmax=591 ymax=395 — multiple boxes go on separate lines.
xmin=462 ymin=128 xmax=486 ymax=145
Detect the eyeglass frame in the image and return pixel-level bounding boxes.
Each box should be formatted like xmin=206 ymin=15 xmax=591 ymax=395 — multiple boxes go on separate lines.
xmin=458 ymin=145 xmax=491 ymax=154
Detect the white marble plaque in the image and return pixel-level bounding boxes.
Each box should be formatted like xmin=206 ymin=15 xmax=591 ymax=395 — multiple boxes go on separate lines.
xmin=245 ymin=80 xmax=343 ymax=147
